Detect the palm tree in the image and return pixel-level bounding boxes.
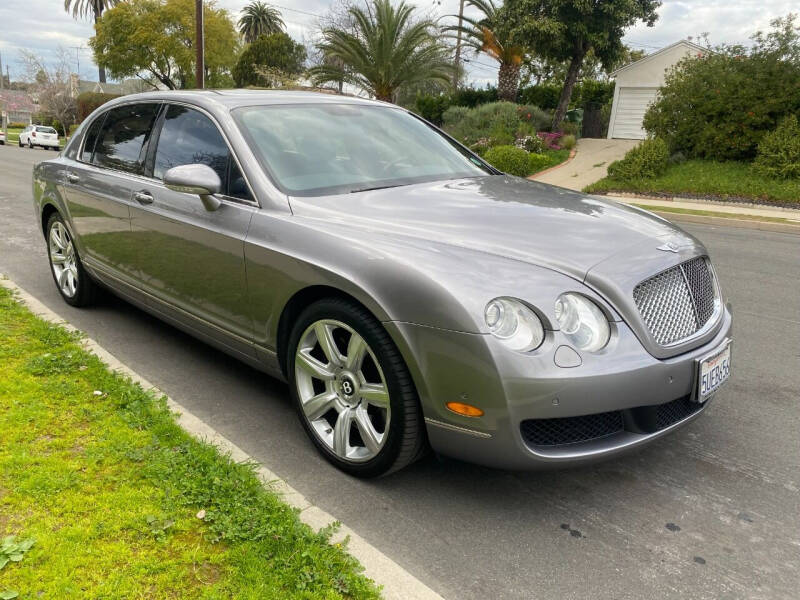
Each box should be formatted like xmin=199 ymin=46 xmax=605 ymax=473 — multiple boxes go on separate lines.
xmin=446 ymin=0 xmax=525 ymax=102
xmin=64 ymin=0 xmax=119 ymax=83
xmin=309 ymin=0 xmax=452 ymax=103
xmin=238 ymin=1 xmax=285 ymax=43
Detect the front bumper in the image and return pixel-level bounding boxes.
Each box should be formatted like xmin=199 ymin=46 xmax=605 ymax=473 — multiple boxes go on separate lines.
xmin=386 ymin=305 xmax=733 ymax=469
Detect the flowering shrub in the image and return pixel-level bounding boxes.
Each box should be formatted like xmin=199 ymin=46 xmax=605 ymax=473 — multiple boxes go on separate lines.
xmin=515 ymin=135 xmax=546 ymax=153
xmin=442 ymin=102 xmax=553 ymax=147
xmin=537 ymin=131 xmax=563 ymax=150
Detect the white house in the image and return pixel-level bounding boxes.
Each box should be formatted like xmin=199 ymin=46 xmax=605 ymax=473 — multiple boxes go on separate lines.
xmin=607 ymin=40 xmax=707 ymax=139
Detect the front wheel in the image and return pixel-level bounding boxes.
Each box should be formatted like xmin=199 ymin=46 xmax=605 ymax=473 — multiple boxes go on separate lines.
xmin=46 ymin=213 xmax=97 ymax=307
xmin=287 ymin=298 xmax=427 ymax=477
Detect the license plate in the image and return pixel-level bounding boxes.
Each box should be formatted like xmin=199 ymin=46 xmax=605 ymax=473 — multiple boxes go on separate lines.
xmin=696 ymin=340 xmax=731 ymax=402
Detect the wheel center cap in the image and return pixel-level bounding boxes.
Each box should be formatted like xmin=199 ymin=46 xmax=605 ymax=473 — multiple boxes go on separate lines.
xmin=337 ymin=372 xmax=359 ymax=405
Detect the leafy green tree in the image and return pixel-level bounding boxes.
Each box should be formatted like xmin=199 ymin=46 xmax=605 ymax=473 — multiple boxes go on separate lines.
xmin=501 ymin=0 xmax=660 ymax=129
xmin=309 ymin=0 xmax=452 ymax=102
xmin=238 ymin=1 xmax=285 ymax=43
xmin=644 ymin=15 xmax=800 ymax=160
xmin=64 ymin=0 xmax=120 ymax=83
xmin=232 ymin=32 xmax=306 ymax=87
xmin=446 ymin=0 xmax=526 ymax=102
xmin=90 ymin=0 xmax=240 ymax=90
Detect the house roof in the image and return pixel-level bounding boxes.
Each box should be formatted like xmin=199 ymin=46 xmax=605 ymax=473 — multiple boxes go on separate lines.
xmin=610 ymin=40 xmax=709 ymax=78
xmin=0 ymin=89 xmax=37 ymax=113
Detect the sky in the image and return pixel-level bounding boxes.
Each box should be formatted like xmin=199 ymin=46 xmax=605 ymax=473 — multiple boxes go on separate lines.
xmin=0 ymin=0 xmax=796 ymax=86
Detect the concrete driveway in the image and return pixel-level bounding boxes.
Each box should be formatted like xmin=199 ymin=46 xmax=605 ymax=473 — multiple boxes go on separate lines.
xmin=2 ymin=143 xmax=799 ymax=600
xmin=532 ymin=137 xmax=639 ymax=190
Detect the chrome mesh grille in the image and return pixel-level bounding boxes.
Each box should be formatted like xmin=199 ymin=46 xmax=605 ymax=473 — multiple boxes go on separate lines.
xmin=633 ymin=257 xmax=717 ymax=346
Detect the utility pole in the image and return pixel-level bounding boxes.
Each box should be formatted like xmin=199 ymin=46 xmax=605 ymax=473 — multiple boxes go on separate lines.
xmin=70 ymin=45 xmax=83 ymax=79
xmin=0 ymin=50 xmax=7 ymax=145
xmin=453 ymin=0 xmax=465 ymax=94
xmin=195 ymin=0 xmax=205 ymax=89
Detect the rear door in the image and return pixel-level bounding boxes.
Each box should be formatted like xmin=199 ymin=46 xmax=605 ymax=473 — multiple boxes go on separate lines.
xmin=63 ymin=102 xmax=161 ymax=284
xmin=128 ymin=103 xmax=257 ymax=358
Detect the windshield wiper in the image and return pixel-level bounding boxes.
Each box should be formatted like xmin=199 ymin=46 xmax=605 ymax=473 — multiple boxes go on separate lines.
xmin=349 ymin=184 xmax=403 ymax=194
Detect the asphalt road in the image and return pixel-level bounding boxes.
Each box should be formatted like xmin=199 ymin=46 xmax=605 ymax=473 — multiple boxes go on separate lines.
xmin=2 ymin=143 xmax=799 ymax=600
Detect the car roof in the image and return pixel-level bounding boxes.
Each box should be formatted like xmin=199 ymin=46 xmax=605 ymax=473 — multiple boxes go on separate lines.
xmin=101 ymin=89 xmax=390 ymax=112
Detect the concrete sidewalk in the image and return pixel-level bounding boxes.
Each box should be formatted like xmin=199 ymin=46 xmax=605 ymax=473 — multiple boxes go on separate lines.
xmin=531 ymin=137 xmax=639 ymax=189
xmin=608 ymin=196 xmax=800 ymax=221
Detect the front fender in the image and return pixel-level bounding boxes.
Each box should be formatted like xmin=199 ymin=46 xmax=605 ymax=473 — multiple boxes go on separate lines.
xmin=244 ymin=210 xmax=621 ymax=353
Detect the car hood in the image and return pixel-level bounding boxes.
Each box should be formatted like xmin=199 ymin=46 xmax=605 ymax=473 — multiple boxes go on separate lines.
xmin=289 ymin=175 xmax=690 ymax=281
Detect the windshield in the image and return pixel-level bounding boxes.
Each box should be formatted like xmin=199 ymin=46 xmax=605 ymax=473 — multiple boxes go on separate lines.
xmin=233 ymin=103 xmax=491 ymax=196
xmin=36 ymin=126 xmax=57 ymax=134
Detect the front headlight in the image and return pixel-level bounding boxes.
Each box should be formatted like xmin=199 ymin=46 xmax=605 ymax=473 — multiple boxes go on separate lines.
xmin=554 ymin=293 xmax=610 ymax=352
xmin=484 ymin=297 xmax=544 ymax=352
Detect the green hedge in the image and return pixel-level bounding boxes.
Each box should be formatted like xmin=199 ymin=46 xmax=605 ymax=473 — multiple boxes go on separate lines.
xmin=414 ymin=81 xmax=615 ymax=120
xmin=754 ymin=115 xmax=800 ymax=179
xmin=643 ymin=20 xmax=800 ymax=160
xmin=76 ymin=92 xmax=120 ymax=122
xmin=484 ymin=145 xmax=531 ymax=176
xmin=607 ymin=138 xmax=670 ymax=180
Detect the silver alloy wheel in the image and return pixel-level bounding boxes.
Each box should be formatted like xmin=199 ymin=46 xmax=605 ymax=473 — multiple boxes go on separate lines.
xmin=49 ymin=222 xmax=79 ymax=298
xmin=294 ymin=319 xmax=391 ymax=463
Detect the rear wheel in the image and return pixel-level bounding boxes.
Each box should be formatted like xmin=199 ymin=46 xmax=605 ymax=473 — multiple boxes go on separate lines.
xmin=287 ymin=298 xmax=427 ymax=477
xmin=46 ymin=213 xmax=97 ymax=307
xmin=29 ymin=139 xmax=34 ymax=149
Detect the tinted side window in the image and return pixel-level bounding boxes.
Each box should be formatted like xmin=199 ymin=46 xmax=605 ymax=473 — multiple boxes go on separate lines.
xmin=93 ymin=104 xmax=160 ymax=174
xmin=79 ymin=115 xmax=106 ymax=162
xmin=154 ymin=105 xmax=228 ymax=183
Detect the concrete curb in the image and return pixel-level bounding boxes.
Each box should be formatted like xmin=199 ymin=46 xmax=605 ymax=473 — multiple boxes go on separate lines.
xmin=635 ymin=208 xmax=800 ymax=235
xmin=0 ymin=277 xmax=444 ymax=600
xmin=598 ymin=191 xmax=800 ymax=213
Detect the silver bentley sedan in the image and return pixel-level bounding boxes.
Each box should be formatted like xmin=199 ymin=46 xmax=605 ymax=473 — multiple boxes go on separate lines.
xmin=32 ymin=90 xmax=732 ymax=477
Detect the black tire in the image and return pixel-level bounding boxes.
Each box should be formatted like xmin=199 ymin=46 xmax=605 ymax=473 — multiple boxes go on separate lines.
xmin=29 ymin=140 xmax=34 ymax=149
xmin=287 ymin=297 xmax=427 ymax=477
xmin=46 ymin=212 xmax=97 ymax=307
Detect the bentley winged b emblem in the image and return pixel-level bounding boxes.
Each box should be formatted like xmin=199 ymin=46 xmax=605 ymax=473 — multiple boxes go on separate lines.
xmin=657 ymin=241 xmax=681 ymax=253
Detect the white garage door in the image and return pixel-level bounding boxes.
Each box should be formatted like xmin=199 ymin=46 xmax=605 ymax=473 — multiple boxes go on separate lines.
xmin=610 ymin=87 xmax=658 ymax=139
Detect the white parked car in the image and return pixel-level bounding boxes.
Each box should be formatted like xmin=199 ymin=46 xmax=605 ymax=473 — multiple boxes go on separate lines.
xmin=19 ymin=125 xmax=60 ymax=150
xmin=0 ymin=130 xmax=5 ymax=145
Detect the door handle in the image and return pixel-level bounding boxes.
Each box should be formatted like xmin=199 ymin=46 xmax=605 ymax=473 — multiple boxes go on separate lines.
xmin=66 ymin=173 xmax=80 ymax=184
xmin=133 ymin=190 xmax=154 ymax=205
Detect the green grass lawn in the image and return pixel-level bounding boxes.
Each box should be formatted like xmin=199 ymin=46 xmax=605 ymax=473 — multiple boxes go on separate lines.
xmin=531 ymin=149 xmax=571 ymax=175
xmin=3 ymin=127 xmax=23 ymax=144
xmin=584 ymin=159 xmax=800 ymax=205
xmin=0 ymin=285 xmax=380 ymax=599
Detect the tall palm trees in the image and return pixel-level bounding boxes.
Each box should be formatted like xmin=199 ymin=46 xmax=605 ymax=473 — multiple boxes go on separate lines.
xmin=446 ymin=0 xmax=525 ymax=102
xmin=238 ymin=1 xmax=285 ymax=43
xmin=310 ymin=0 xmax=451 ymax=103
xmin=64 ymin=0 xmax=119 ymax=82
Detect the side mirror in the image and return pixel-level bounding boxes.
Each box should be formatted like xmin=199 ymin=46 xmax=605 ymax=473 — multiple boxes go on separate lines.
xmin=163 ymin=164 xmax=222 ymax=211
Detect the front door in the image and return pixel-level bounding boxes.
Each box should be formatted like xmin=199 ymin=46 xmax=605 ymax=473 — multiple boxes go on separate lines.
xmin=128 ymin=104 xmax=256 ymax=357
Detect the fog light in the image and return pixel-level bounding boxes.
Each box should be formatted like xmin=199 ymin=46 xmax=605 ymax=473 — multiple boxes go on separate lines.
xmin=446 ymin=402 xmax=484 ymax=417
